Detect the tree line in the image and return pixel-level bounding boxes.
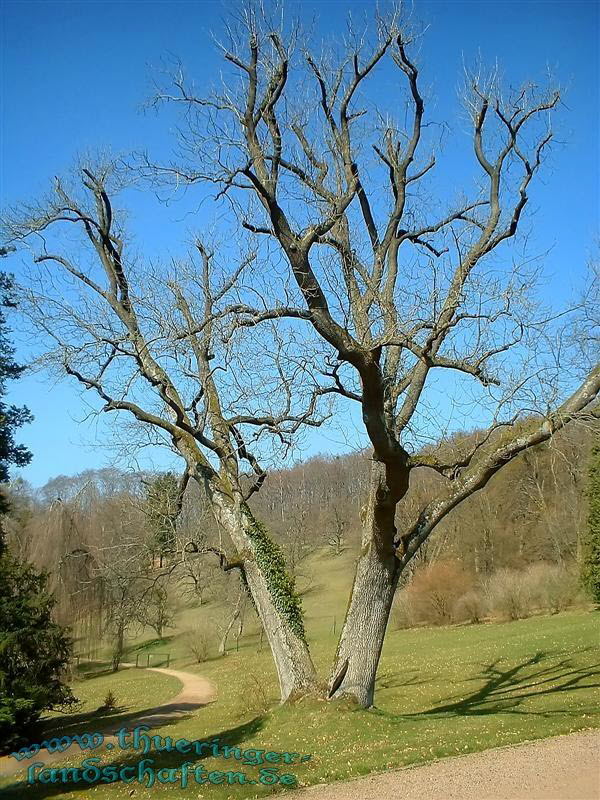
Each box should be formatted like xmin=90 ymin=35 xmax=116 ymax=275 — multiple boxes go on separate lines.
xmin=4 ymin=417 xmax=595 ymax=668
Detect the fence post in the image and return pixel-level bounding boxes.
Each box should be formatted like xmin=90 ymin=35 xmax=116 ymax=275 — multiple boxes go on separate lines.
xmin=147 ymin=653 xmax=151 ymax=667
xmin=166 ymin=653 xmax=170 ymax=667
xmin=333 ymin=616 xmax=336 ymax=636
xmin=135 ymin=653 xmax=139 ymax=668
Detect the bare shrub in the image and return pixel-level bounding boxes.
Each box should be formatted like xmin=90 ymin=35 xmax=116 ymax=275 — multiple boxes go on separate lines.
xmin=182 ymin=627 xmax=213 ymax=663
xmin=392 ymin=591 xmax=417 ymax=629
xmin=454 ymin=590 xmax=486 ymax=624
xmin=485 ymin=569 xmax=530 ymax=620
xmin=236 ymin=672 xmax=272 ymax=719
xmin=522 ymin=562 xmax=579 ymax=613
xmin=326 ymin=506 xmax=348 ymax=556
xmin=407 ymin=560 xmax=474 ymax=625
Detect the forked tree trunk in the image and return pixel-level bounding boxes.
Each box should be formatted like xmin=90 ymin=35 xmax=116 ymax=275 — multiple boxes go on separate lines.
xmin=210 ymin=489 xmax=318 ymax=702
xmin=328 ymin=460 xmax=405 ymax=708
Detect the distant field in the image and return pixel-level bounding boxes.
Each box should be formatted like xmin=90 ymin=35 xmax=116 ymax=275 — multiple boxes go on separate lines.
xmin=2 ymin=604 xmax=598 ymax=800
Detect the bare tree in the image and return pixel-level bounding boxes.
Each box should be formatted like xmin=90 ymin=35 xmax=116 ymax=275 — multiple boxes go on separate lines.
xmin=217 ymin=583 xmax=249 ymax=655
xmin=280 ymin=507 xmax=315 ymax=575
xmin=53 ymin=497 xmax=151 ymax=672
xmin=1 ymin=164 xmax=332 ymax=701
xmin=326 ymin=504 xmax=347 ymax=556
xmin=148 ymin=5 xmax=600 ymax=705
xmin=142 ymin=584 xmax=177 ymax=639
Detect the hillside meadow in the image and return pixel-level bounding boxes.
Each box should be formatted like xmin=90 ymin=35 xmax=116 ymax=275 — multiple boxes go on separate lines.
xmin=1 ymin=545 xmax=598 ymax=800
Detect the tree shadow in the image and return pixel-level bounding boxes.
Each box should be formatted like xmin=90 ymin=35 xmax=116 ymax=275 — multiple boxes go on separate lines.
xmin=130 ymin=635 xmax=175 ymax=652
xmin=376 ymin=670 xmax=430 ymax=691
xmin=72 ymin=661 xmax=113 ymax=680
xmin=2 ymin=717 xmax=268 ymax=799
xmin=39 ymin=699 xmax=210 ymax=741
xmin=382 ymin=649 xmax=600 ymax=720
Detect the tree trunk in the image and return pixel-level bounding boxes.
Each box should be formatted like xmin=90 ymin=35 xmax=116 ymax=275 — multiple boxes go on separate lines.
xmin=218 ymin=593 xmax=242 ymax=656
xmin=111 ymin=620 xmax=125 ymax=673
xmin=210 ymin=489 xmax=318 ymax=702
xmin=328 ymin=460 xmax=405 ymax=708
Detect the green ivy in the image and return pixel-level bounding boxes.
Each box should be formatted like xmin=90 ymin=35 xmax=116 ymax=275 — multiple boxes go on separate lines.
xmin=241 ymin=504 xmax=307 ymax=643
xmin=582 ymin=432 xmax=600 ymax=605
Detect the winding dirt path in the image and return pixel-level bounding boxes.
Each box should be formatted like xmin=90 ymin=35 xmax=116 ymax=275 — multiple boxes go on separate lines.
xmin=287 ymin=729 xmax=600 ymax=800
xmin=0 ymin=665 xmax=216 ymax=779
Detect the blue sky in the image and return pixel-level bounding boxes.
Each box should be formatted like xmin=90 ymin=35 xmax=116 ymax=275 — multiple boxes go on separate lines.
xmin=1 ymin=0 xmax=598 ymax=486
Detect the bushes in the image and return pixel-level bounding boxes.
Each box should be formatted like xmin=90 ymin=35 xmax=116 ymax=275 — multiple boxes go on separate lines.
xmin=524 ymin=563 xmax=578 ymax=614
xmin=391 ymin=592 xmax=417 ymax=630
xmin=182 ymin=627 xmax=214 ymax=663
xmin=235 ymin=672 xmax=273 ymax=719
xmin=484 ymin=564 xmax=579 ymax=621
xmin=454 ymin=590 xmax=486 ymax=624
xmin=404 ymin=559 xmax=474 ymax=625
xmin=484 ymin=569 xmax=530 ymax=620
xmin=393 ymin=559 xmax=581 ymax=630
xmin=98 ymin=690 xmax=117 ymax=712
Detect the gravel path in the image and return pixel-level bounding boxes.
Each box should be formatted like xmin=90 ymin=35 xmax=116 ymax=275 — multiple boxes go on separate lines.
xmin=0 ymin=665 xmax=216 ymax=779
xmin=287 ymin=729 xmax=600 ymax=800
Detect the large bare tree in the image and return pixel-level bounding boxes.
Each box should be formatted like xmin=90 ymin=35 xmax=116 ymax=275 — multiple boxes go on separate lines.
xmin=147 ymin=5 xmax=600 ymax=705
xmin=1 ymin=165 xmax=333 ymax=700
xmin=3 ymin=4 xmax=598 ymax=710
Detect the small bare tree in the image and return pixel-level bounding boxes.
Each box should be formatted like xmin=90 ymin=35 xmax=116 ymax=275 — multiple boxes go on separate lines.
xmin=280 ymin=507 xmax=316 ymax=576
xmin=217 ymin=583 xmax=249 ymax=655
xmin=142 ymin=585 xmax=177 ymax=639
xmin=327 ymin=505 xmax=347 ymax=556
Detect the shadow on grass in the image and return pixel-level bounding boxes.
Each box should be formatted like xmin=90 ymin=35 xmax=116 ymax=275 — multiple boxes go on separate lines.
xmin=375 ymin=670 xmax=431 ymax=691
xmin=130 ymin=636 xmax=175 ymax=652
xmin=40 ymin=691 xmax=214 ymax=741
xmin=2 ymin=717 xmax=267 ymax=799
xmin=378 ymin=649 xmax=600 ymax=720
xmin=72 ymin=661 xmax=113 ymax=680
xmin=6 ymin=649 xmax=598 ymax=797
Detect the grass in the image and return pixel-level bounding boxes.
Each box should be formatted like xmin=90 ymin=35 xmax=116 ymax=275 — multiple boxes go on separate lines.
xmin=34 ymin=666 xmax=182 ymax=741
xmin=2 ymin=609 xmax=598 ymax=800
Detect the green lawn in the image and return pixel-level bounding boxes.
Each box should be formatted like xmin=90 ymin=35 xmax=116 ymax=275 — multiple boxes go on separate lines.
xmin=2 ymin=610 xmax=598 ymax=800
xmin=40 ymin=666 xmax=182 ymax=740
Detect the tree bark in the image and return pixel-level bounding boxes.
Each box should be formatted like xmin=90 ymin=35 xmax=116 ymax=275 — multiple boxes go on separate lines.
xmin=210 ymin=488 xmax=318 ymax=702
xmin=328 ymin=460 xmax=405 ymax=708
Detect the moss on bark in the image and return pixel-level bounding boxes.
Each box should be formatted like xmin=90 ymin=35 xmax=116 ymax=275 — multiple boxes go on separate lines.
xmin=241 ymin=504 xmax=306 ymax=642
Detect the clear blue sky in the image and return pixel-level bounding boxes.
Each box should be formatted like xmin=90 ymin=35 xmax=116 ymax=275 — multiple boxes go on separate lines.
xmin=1 ymin=0 xmax=598 ymax=487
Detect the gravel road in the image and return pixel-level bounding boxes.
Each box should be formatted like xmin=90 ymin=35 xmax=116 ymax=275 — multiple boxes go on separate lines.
xmin=287 ymin=729 xmax=600 ymax=800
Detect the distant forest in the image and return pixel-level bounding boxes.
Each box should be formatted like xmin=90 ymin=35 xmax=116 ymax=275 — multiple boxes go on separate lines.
xmin=3 ymin=421 xmax=594 ymax=660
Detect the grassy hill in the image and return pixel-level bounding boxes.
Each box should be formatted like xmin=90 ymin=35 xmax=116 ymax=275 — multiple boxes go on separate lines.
xmin=1 ymin=544 xmax=598 ymax=800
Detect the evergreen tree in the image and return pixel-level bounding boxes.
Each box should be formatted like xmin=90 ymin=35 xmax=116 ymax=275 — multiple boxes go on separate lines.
xmin=144 ymin=472 xmax=180 ymax=562
xmin=0 ymin=270 xmax=74 ymax=753
xmin=0 ymin=556 xmax=75 ymax=752
xmin=581 ymin=432 xmax=600 ymax=605
xmin=0 ymin=273 xmax=32 ymax=526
